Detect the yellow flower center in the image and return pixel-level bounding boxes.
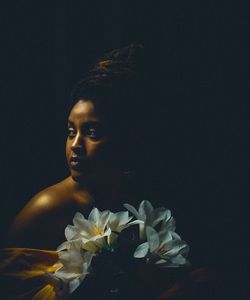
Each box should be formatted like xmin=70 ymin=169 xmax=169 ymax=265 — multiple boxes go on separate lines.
xmin=92 ymin=226 xmax=103 ymax=236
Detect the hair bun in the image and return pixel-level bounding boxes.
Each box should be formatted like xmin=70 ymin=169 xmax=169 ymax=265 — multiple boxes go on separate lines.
xmin=102 ymin=43 xmax=144 ymax=65
xmin=69 ymin=44 xmax=145 ymax=109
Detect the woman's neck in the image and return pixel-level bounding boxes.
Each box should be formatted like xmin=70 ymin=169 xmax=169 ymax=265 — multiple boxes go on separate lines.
xmin=68 ymin=171 xmax=125 ymax=211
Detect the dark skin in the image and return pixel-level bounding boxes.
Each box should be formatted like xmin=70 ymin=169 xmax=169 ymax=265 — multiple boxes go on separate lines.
xmin=7 ymin=100 xmax=134 ymax=249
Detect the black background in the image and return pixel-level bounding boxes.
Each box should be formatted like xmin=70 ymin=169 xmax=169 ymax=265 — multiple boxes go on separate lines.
xmin=0 ymin=0 xmax=247 ymax=297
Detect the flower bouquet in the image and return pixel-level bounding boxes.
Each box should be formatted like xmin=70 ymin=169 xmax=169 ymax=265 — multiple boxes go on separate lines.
xmin=44 ymin=200 xmax=190 ymax=299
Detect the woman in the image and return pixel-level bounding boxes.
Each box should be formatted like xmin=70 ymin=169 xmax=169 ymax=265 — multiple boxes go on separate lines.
xmin=7 ymin=44 xmax=143 ymax=250
xmin=1 ymin=45 xmax=225 ymax=300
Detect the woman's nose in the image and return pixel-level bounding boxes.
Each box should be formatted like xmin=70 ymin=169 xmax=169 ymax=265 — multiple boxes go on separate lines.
xmin=71 ymin=134 xmax=86 ymax=155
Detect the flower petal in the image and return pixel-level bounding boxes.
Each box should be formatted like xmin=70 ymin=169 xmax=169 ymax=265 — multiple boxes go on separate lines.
xmin=146 ymin=226 xmax=160 ymax=252
xmin=57 ymin=241 xmax=69 ymax=252
xmin=75 ymin=219 xmax=97 ymax=238
xmin=134 ymin=242 xmax=149 ymax=258
xmin=161 ymin=217 xmax=176 ymax=232
xmin=82 ymin=241 xmax=99 ymax=253
xmin=158 ymin=230 xmax=172 ymax=247
xmin=179 ymin=244 xmax=190 ymax=257
xmin=99 ymin=210 xmax=111 ymax=229
xmin=152 ymin=208 xmax=171 ymax=227
xmin=65 ymin=225 xmax=78 ymax=240
xmin=73 ymin=212 xmax=85 ymax=226
xmin=162 ymin=240 xmax=188 ymax=257
xmin=84 ymin=251 xmax=93 ymax=266
xmin=154 ymin=259 xmax=170 ymax=267
xmin=123 ymin=203 xmax=140 ymax=219
xmin=68 ymin=277 xmax=81 ymax=293
xmin=139 ymin=200 xmax=154 ymax=222
xmin=107 ymin=232 xmax=118 ymax=245
xmin=171 ymin=231 xmax=181 ymax=240
xmin=111 ymin=211 xmax=130 ymax=227
xmin=169 ymin=254 xmax=189 ymax=266
xmin=88 ymin=208 xmax=100 ymax=224
xmin=121 ymin=219 xmax=143 ymax=231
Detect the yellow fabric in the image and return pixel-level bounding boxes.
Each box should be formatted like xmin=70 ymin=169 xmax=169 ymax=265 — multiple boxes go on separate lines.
xmin=31 ymin=284 xmax=57 ymax=300
xmin=0 ymin=248 xmax=60 ymax=300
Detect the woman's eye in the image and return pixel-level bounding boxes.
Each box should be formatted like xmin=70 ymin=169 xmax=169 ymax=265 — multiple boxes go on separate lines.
xmin=85 ymin=125 xmax=104 ymax=140
xmin=67 ymin=129 xmax=76 ymax=138
xmin=88 ymin=128 xmax=96 ymax=137
xmin=86 ymin=128 xmax=100 ymax=140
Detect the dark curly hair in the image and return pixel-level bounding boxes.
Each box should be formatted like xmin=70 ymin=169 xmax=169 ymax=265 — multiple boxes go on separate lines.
xmin=69 ymin=43 xmax=144 ymax=115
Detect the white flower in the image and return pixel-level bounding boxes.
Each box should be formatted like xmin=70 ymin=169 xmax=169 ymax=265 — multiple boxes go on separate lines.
xmin=52 ymin=240 xmax=93 ymax=294
xmin=108 ymin=211 xmax=142 ymax=233
xmin=107 ymin=211 xmax=143 ymax=244
xmin=58 ymin=208 xmax=112 ymax=253
xmin=134 ymin=226 xmax=189 ymax=268
xmin=124 ymin=200 xmax=171 ymax=239
xmin=58 ymin=208 xmax=143 ymax=252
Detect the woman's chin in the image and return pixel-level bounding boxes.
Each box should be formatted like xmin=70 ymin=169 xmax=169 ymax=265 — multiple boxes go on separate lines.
xmin=71 ymin=169 xmax=89 ymax=183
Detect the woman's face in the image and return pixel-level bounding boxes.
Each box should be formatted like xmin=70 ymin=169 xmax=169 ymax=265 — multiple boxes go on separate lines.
xmin=66 ymin=100 xmax=111 ymax=183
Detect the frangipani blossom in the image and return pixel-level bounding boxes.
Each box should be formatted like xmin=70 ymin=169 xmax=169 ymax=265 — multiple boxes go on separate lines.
xmin=134 ymin=226 xmax=189 ymax=268
xmin=58 ymin=208 xmax=112 ymax=253
xmin=52 ymin=240 xmax=93 ymax=295
xmin=108 ymin=211 xmax=142 ymax=232
xmin=58 ymin=208 xmax=143 ymax=252
xmin=124 ymin=200 xmax=171 ymax=239
xmin=107 ymin=211 xmax=143 ymax=244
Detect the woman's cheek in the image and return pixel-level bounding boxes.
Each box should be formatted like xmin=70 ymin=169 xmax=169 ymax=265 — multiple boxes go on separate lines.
xmin=89 ymin=142 xmax=111 ymax=162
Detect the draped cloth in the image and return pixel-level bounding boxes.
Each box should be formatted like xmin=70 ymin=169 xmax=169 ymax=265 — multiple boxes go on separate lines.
xmin=0 ymin=248 xmax=59 ymax=300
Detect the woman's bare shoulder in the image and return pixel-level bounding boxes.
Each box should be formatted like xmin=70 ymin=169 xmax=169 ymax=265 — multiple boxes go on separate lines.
xmin=13 ymin=177 xmax=75 ymax=216
xmin=7 ymin=177 xmax=92 ymax=248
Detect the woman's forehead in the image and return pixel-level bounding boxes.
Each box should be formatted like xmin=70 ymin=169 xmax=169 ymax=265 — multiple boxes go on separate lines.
xmin=69 ymin=100 xmax=97 ymax=118
xmin=68 ymin=99 xmax=108 ymax=124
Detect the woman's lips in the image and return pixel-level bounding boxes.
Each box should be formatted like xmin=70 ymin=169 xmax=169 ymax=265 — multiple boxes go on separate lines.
xmin=70 ymin=161 xmax=81 ymax=169
xmin=70 ymin=157 xmax=84 ymax=170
